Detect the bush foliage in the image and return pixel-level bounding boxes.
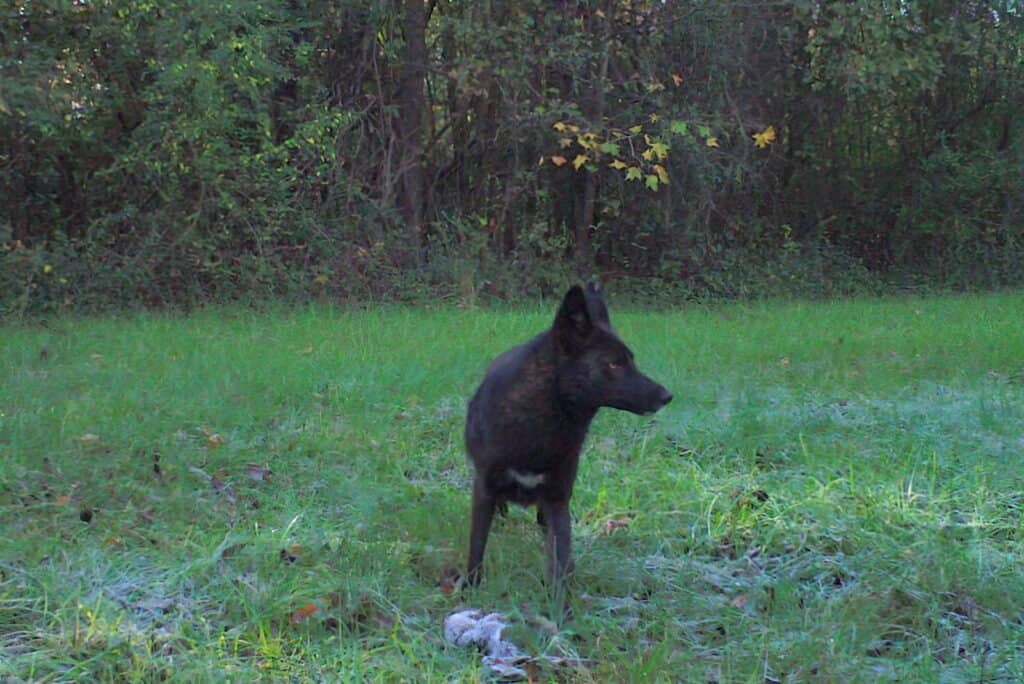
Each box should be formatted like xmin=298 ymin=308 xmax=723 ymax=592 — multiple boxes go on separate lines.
xmin=2 ymin=1 xmax=1022 ymax=311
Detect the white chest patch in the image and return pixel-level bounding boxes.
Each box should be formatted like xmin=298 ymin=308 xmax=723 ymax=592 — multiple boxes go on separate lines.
xmin=507 ymin=469 xmax=547 ymax=489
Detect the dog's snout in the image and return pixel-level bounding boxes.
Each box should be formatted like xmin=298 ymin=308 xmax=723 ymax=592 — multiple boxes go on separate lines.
xmin=659 ymin=387 xmax=673 ymax=406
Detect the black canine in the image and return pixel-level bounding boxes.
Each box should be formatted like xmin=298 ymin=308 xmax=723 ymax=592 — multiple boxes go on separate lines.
xmin=464 ymin=282 xmax=672 ymax=586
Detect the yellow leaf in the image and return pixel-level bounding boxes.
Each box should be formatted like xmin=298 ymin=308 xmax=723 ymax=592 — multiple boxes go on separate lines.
xmin=553 ymin=122 xmax=567 ymax=132
xmin=753 ymin=125 xmax=776 ymax=149
xmin=609 ymin=159 xmax=628 ymax=170
xmin=559 ymin=137 xmax=573 ymax=148
xmin=641 ymin=148 xmax=655 ymax=161
xmin=572 ymin=154 xmax=589 ymax=170
xmin=654 ymin=164 xmax=669 ymax=184
xmin=671 ymin=73 xmax=684 ymax=87
xmin=706 ymin=136 xmax=720 ymax=148
xmin=43 ymin=264 xmax=53 ymax=274
xmin=313 ymin=274 xmax=328 ymax=285
xmin=649 ymin=113 xmax=659 ymax=123
xmin=550 ymin=155 xmax=568 ymax=167
xmin=567 ymin=124 xmax=580 ymax=133
xmin=595 ymin=8 xmax=605 ymax=18
xmin=629 ymin=125 xmax=643 ymax=134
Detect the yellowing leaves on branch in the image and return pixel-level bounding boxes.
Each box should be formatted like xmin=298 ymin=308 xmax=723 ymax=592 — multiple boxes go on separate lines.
xmin=753 ymin=125 xmax=776 ymax=149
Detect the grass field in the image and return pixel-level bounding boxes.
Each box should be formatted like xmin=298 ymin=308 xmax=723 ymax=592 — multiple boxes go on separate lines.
xmin=2 ymin=293 xmax=1024 ymax=682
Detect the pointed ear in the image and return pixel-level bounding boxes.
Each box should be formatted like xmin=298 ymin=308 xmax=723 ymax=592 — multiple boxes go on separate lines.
xmin=583 ymin=281 xmax=611 ymax=326
xmin=553 ymin=285 xmax=593 ymax=354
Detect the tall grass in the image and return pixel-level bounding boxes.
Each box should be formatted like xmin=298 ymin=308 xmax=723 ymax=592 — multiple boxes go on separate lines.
xmin=2 ymin=293 xmax=1023 ymax=681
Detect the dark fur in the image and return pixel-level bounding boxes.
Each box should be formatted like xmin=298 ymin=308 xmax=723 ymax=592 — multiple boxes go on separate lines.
xmin=464 ymin=283 xmax=672 ymax=586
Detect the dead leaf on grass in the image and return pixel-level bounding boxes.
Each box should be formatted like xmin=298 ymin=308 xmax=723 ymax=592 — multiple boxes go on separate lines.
xmin=290 ymin=602 xmax=322 ymax=625
xmin=438 ymin=566 xmax=462 ymax=595
xmin=79 ymin=433 xmax=101 ymax=444
xmin=210 ymin=477 xmax=236 ymax=504
xmin=280 ymin=544 xmax=303 ymax=563
xmin=244 ymin=463 xmax=271 ymax=482
xmin=604 ymin=517 xmax=631 ymax=534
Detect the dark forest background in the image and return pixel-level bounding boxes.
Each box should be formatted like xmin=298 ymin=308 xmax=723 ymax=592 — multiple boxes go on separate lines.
xmin=2 ymin=0 xmax=1022 ymax=312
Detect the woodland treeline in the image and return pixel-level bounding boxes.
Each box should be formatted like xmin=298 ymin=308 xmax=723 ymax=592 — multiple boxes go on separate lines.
xmin=2 ymin=1 xmax=1022 ymax=311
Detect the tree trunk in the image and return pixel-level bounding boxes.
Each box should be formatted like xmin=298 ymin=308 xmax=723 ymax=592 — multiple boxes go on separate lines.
xmin=398 ymin=0 xmax=427 ymax=265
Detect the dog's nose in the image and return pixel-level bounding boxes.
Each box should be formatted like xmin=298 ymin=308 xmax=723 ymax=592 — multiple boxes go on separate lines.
xmin=659 ymin=387 xmax=673 ymax=406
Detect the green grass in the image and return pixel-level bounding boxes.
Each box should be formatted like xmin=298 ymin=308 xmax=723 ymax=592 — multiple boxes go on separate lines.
xmin=2 ymin=293 xmax=1024 ymax=682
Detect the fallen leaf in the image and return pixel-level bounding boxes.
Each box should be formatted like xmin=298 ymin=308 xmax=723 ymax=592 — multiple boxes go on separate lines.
xmin=290 ymin=602 xmax=321 ymax=625
xmin=438 ymin=566 xmax=462 ymax=595
xmin=210 ymin=477 xmax=236 ymax=504
xmin=206 ymin=433 xmax=223 ymax=448
xmin=604 ymin=518 xmax=631 ymax=534
xmin=280 ymin=544 xmax=303 ymax=563
xmin=79 ymin=433 xmax=100 ymax=443
xmin=299 ymin=345 xmax=314 ymax=355
xmin=244 ymin=463 xmax=272 ymax=482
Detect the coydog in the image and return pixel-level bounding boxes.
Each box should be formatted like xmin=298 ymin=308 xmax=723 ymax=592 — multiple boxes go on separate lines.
xmin=464 ymin=283 xmax=672 ymax=586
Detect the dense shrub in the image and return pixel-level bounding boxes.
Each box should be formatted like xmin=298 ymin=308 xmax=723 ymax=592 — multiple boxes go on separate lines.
xmin=1 ymin=1 xmax=1021 ymax=313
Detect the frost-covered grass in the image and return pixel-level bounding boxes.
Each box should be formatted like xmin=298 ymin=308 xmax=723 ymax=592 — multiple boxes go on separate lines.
xmin=2 ymin=293 xmax=1023 ymax=681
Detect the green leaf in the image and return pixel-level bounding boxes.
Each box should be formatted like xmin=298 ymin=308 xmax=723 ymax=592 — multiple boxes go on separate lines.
xmin=625 ymin=167 xmax=642 ymax=181
xmin=670 ymin=120 xmax=688 ymax=136
xmin=650 ymin=141 xmax=669 ymax=159
xmin=645 ymin=174 xmax=660 ymax=191
xmin=697 ymin=125 xmax=711 ymax=138
xmin=599 ymin=142 xmax=621 ymax=155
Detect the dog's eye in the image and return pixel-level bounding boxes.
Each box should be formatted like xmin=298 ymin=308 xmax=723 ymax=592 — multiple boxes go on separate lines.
xmin=607 ymin=360 xmax=622 ymax=371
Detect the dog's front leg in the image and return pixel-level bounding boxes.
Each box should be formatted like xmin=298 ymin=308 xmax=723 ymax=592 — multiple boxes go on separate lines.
xmin=466 ymin=476 xmax=495 ymax=586
xmin=541 ymin=498 xmax=573 ymax=583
